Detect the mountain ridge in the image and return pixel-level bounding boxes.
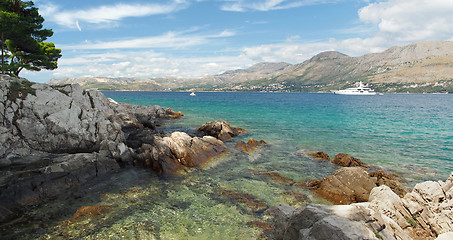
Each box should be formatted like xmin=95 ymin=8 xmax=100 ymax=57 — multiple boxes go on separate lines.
xmin=48 ymin=41 xmax=453 ymax=93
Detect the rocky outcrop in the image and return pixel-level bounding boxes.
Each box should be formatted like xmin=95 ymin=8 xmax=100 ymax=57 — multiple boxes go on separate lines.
xmin=331 ymin=153 xmax=367 ymax=168
xmin=271 ymin=173 xmax=453 ymax=240
xmin=308 ymin=167 xmax=377 ymax=204
xmin=134 ymin=131 xmax=226 ymax=174
xmin=0 ymin=75 xmax=193 ymax=222
xmin=235 ymin=138 xmax=267 ymax=153
xmin=198 ymin=120 xmax=246 ymax=141
xmin=308 ymin=167 xmax=410 ymax=204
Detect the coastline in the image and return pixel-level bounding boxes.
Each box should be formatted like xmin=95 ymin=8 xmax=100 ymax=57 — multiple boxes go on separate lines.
xmin=1 ymin=76 xmax=452 ymax=239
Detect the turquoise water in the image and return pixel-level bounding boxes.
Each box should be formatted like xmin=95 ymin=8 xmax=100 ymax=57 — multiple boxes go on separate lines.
xmin=104 ymin=91 xmax=453 ymax=182
xmin=3 ymin=92 xmax=452 ymax=239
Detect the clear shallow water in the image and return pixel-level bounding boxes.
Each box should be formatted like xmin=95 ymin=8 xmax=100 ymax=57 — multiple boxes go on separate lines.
xmin=3 ymin=92 xmax=453 ymax=239
xmin=105 ymin=91 xmax=453 ymax=181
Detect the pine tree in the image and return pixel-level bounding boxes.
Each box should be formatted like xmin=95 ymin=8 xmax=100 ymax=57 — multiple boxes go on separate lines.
xmin=0 ymin=0 xmax=61 ymax=76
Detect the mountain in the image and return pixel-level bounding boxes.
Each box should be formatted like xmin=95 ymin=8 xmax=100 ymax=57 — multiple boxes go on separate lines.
xmin=206 ymin=62 xmax=292 ymax=83
xmin=48 ymin=41 xmax=453 ymax=93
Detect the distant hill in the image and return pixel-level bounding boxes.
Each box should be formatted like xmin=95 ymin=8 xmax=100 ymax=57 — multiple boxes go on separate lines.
xmin=48 ymin=41 xmax=453 ymax=93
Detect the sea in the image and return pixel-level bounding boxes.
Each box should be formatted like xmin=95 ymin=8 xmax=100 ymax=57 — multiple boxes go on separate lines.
xmin=3 ymin=92 xmax=453 ymax=239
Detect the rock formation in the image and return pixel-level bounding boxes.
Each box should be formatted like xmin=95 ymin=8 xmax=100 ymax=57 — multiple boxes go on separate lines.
xmin=198 ymin=120 xmax=246 ymax=141
xmin=271 ymin=173 xmax=453 ymax=240
xmin=0 ymin=75 xmax=225 ymax=223
xmin=308 ymin=167 xmax=377 ymax=204
xmin=308 ymin=167 xmax=410 ymax=204
xmin=134 ymin=132 xmax=226 ymax=174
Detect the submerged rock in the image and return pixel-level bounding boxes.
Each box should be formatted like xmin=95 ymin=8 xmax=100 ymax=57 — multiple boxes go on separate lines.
xmin=331 ymin=153 xmax=367 ymax=168
xmin=69 ymin=205 xmax=114 ymax=223
xmin=309 ymin=151 xmax=331 ymax=161
xmin=198 ymin=120 xmax=246 ymax=141
xmin=235 ymin=138 xmax=267 ymax=153
xmin=220 ymin=189 xmax=268 ymax=212
xmin=0 ymin=153 xmax=120 ymax=222
xmin=253 ymin=170 xmax=295 ymax=185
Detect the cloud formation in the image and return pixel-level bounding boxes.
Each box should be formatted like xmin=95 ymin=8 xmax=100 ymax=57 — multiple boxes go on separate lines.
xmin=359 ymin=0 xmax=453 ymax=42
xmin=220 ymin=0 xmax=326 ymax=12
xmin=40 ymin=1 xmax=189 ymax=29
xmin=61 ymin=29 xmax=236 ymax=50
xmin=28 ymin=0 xmax=453 ymax=83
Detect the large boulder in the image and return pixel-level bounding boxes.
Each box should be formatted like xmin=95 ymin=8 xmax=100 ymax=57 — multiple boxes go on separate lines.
xmin=198 ymin=120 xmax=246 ymax=141
xmin=135 ymin=132 xmax=226 ymax=174
xmin=270 ymin=204 xmax=381 ymax=240
xmin=308 ymin=167 xmax=377 ymax=204
xmin=0 ymin=77 xmax=124 ymax=157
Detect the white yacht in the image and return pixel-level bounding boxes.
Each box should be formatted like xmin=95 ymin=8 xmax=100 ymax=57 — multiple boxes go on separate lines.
xmin=190 ymin=91 xmax=196 ymax=96
xmin=331 ymin=82 xmax=377 ymax=95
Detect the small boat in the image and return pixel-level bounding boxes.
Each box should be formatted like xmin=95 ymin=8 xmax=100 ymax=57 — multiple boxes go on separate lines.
xmin=190 ymin=91 xmax=196 ymax=96
xmin=331 ymin=82 xmax=377 ymax=95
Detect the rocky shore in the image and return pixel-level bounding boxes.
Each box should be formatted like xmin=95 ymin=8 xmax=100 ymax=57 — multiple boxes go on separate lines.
xmin=0 ymin=75 xmax=234 ymax=222
xmin=1 ymin=76 xmax=451 ymax=240
xmin=270 ymin=152 xmax=453 ymax=240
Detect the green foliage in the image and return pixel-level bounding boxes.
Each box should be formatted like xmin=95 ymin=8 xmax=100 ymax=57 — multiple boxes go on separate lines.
xmin=0 ymin=0 xmax=61 ymax=76
xmin=405 ymin=216 xmax=418 ymax=228
xmin=7 ymin=79 xmax=35 ymax=100
xmin=374 ymin=231 xmax=383 ymax=239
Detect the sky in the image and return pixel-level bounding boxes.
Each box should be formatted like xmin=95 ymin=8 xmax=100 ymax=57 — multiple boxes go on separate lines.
xmin=21 ymin=0 xmax=453 ymax=83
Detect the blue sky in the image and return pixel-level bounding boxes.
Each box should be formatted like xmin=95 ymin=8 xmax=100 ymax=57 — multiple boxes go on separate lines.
xmin=23 ymin=0 xmax=453 ymax=82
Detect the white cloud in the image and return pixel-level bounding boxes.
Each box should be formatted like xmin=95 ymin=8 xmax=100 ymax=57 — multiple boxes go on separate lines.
xmin=61 ymin=29 xmax=236 ymax=50
xmin=40 ymin=1 xmax=189 ymax=29
xmin=51 ymin=51 xmax=253 ymax=79
xmin=358 ymin=0 xmax=453 ymax=42
xmin=241 ymin=0 xmax=453 ymax=63
xmin=220 ymin=0 xmax=335 ymax=12
xmin=31 ymin=0 xmax=453 ymax=83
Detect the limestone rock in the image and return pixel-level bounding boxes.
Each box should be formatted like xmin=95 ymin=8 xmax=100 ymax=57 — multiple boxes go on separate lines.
xmin=135 ymin=132 xmax=226 ymax=174
xmin=370 ymin=170 xmax=410 ymax=198
xmin=369 ymin=185 xmax=413 ymax=229
xmin=308 ymin=167 xmax=377 ymax=204
xmin=273 ymin=173 xmax=453 ymax=240
xmin=436 ymin=232 xmax=453 ymax=240
xmin=198 ymin=120 xmax=246 ymax=141
xmin=277 ymin=204 xmax=379 ymax=240
xmin=401 ymin=173 xmax=453 ymax=237
xmin=0 ymin=76 xmax=188 ymax=223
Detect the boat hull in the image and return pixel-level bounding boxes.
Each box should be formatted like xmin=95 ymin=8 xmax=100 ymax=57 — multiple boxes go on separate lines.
xmin=331 ymin=90 xmax=377 ymax=95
